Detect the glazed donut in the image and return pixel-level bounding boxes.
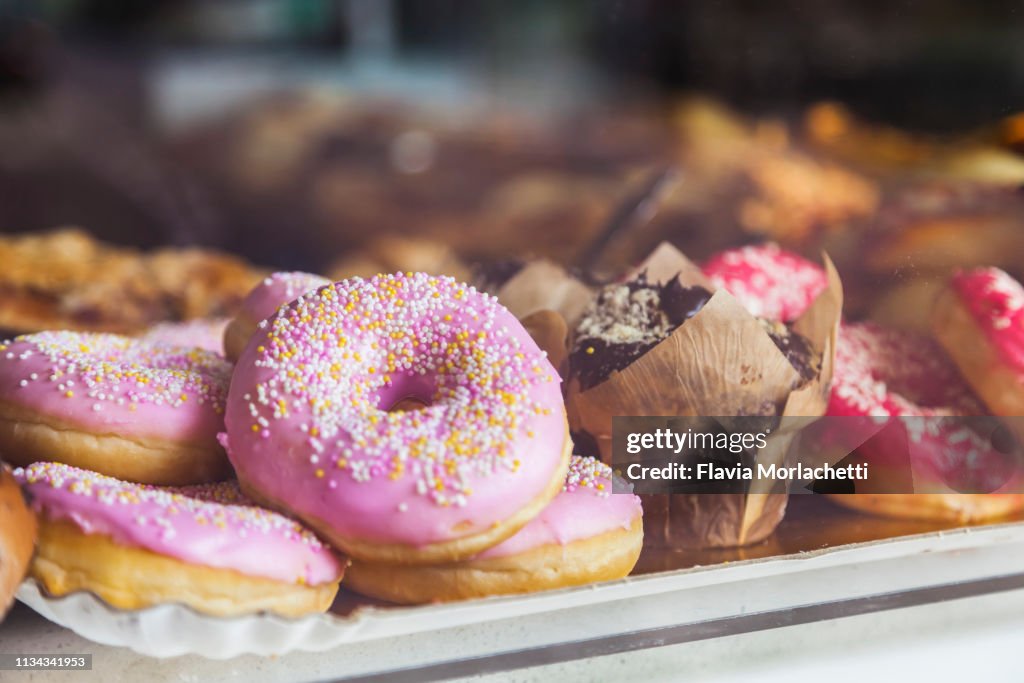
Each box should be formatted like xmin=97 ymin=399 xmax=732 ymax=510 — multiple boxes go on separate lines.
xmin=827 ymin=322 xmax=1024 ymax=522
xmin=16 ymin=462 xmax=345 ymax=617
xmin=702 ymin=243 xmax=826 ymax=321
xmin=933 ymin=268 xmax=1024 ymax=423
xmin=0 ymin=464 xmax=36 ymax=621
xmin=224 ymin=272 xmax=571 ymax=565
xmin=0 ymin=332 xmax=232 ymax=485
xmin=344 ymin=456 xmax=642 ymax=604
xmin=140 ymin=318 xmax=230 ymax=355
xmin=223 ymin=271 xmax=330 ymax=361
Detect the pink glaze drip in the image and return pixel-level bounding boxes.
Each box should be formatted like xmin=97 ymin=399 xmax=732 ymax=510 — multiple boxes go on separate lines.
xmin=702 ymin=243 xmax=826 ymax=321
xmin=0 ymin=332 xmax=231 ymax=444
xmin=15 ymin=462 xmax=343 ymax=586
xmin=476 ymin=456 xmax=641 ymax=559
xmin=140 ymin=318 xmax=230 ymax=356
xmin=224 ymin=272 xmax=568 ymax=547
xmin=951 ymin=267 xmax=1024 ymax=375
xmin=827 ymin=322 xmax=1008 ymax=490
xmin=239 ymin=272 xmax=331 ymax=324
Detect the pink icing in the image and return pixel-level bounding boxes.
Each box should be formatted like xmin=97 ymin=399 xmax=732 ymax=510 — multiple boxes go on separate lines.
xmin=0 ymin=332 xmax=230 ymax=444
xmin=951 ymin=267 xmax=1024 ymax=375
xmin=827 ymin=322 xmax=1008 ymax=490
xmin=239 ymin=272 xmax=331 ymax=325
xmin=140 ymin=318 xmax=230 ymax=356
xmin=476 ymin=456 xmax=641 ymax=559
xmin=702 ymin=243 xmax=826 ymax=321
xmin=15 ymin=462 xmax=343 ymax=586
xmin=829 ymin=322 xmax=982 ymax=418
xmin=224 ymin=272 xmax=568 ymax=547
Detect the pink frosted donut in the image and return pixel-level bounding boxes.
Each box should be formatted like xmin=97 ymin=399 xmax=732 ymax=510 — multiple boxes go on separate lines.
xmin=17 ymin=462 xmax=344 ymax=616
xmin=223 ymin=271 xmax=331 ymax=361
xmin=934 ymin=268 xmax=1024 ymax=426
xmin=702 ymin=243 xmax=826 ymax=321
xmin=140 ymin=318 xmax=230 ymax=355
xmin=344 ymin=456 xmax=643 ymax=603
xmin=826 ymin=322 xmax=1023 ymax=521
xmin=224 ymin=272 xmax=571 ymax=565
xmin=0 ymin=331 xmax=232 ymax=485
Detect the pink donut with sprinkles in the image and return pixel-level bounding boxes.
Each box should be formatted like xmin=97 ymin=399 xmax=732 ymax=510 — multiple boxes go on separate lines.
xmin=702 ymin=243 xmax=826 ymax=321
xmin=16 ymin=462 xmax=344 ymax=616
xmin=935 ymin=268 xmax=1024 ymax=433
xmin=140 ymin=318 xmax=230 ymax=356
xmin=223 ymin=271 xmax=331 ymax=361
xmin=344 ymin=456 xmax=643 ymax=603
xmin=224 ymin=272 xmax=571 ymax=565
xmin=826 ymin=322 xmax=1024 ymax=522
xmin=0 ymin=331 xmax=232 ymax=485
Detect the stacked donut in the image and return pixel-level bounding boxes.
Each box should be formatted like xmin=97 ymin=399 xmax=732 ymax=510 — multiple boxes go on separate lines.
xmin=223 ymin=272 xmax=642 ymax=602
xmin=222 ymin=271 xmax=330 ymax=361
xmin=0 ymin=269 xmax=644 ymax=616
xmin=0 ymin=323 xmax=345 ymax=616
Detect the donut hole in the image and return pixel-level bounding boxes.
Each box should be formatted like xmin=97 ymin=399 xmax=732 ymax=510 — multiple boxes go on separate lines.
xmin=377 ymin=374 xmax=437 ymax=413
xmin=388 ymin=396 xmax=430 ymax=412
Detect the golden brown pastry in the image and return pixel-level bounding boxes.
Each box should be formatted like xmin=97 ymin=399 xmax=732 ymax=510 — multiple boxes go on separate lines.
xmin=0 ymin=228 xmax=264 ymax=335
xmin=17 ymin=463 xmax=345 ymax=617
xmin=0 ymin=464 xmax=36 ymax=621
xmin=345 ymin=457 xmax=642 ymax=604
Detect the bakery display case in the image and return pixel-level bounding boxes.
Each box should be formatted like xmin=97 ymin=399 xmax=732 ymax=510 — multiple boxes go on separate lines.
xmin=2 ymin=3 xmax=1024 ymax=681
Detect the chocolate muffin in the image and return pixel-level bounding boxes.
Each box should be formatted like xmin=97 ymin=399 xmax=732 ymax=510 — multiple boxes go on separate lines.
xmin=569 ymin=273 xmax=817 ymax=391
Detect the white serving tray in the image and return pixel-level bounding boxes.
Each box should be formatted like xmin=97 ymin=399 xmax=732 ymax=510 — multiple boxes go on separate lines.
xmin=17 ymin=516 xmax=1024 ymax=661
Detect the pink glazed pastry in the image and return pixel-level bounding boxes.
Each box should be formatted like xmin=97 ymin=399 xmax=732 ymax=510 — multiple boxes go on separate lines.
xmin=140 ymin=318 xmax=230 ymax=356
xmin=17 ymin=462 xmax=344 ymax=616
xmin=0 ymin=331 xmax=232 ymax=485
xmin=934 ymin=268 xmax=1024 ymax=435
xmin=826 ymin=321 xmax=1024 ymax=523
xmin=344 ymin=456 xmax=644 ymax=604
xmin=223 ymin=272 xmax=571 ymax=565
xmin=702 ymin=243 xmax=827 ymax=321
xmin=223 ymin=271 xmax=331 ymax=361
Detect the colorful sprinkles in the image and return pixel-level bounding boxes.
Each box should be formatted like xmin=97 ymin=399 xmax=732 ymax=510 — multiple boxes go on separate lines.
xmin=0 ymin=331 xmax=230 ymax=413
xmin=236 ymin=272 xmax=559 ymax=507
xmin=562 ymin=455 xmax=613 ymax=497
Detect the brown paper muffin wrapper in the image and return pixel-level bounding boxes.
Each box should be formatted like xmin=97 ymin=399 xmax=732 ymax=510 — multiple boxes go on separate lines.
xmin=520 ymin=309 xmax=570 ymax=380
xmin=496 ymin=261 xmax=593 ymax=331
xmin=567 ymin=242 xmax=843 ymax=548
